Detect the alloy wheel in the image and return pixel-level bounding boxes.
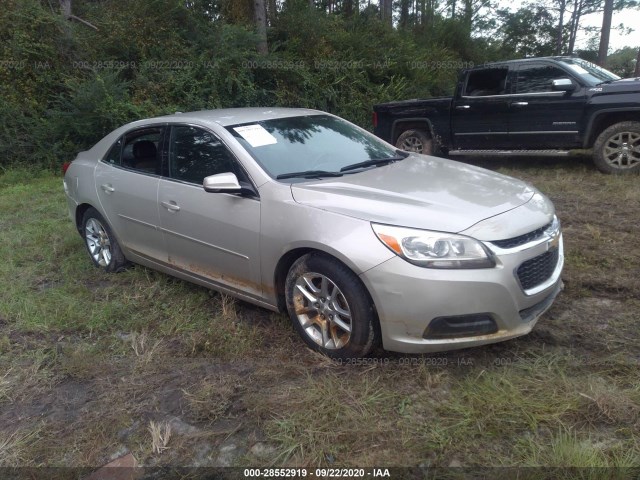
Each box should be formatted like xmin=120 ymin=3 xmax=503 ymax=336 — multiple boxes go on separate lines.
xmin=603 ymin=131 xmax=640 ymax=169
xmin=85 ymin=218 xmax=112 ymax=267
xmin=400 ymin=135 xmax=424 ymax=153
xmin=292 ymin=272 xmax=352 ymax=349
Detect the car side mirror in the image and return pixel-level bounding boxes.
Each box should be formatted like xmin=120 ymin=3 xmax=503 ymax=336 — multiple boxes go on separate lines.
xmin=203 ymin=172 xmax=242 ymax=194
xmin=203 ymin=172 xmax=257 ymax=197
xmin=552 ymin=78 xmax=576 ymax=92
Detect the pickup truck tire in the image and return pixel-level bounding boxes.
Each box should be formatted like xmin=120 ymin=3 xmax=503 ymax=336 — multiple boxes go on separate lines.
xmin=593 ymin=121 xmax=640 ymax=174
xmin=395 ymin=129 xmax=433 ymax=155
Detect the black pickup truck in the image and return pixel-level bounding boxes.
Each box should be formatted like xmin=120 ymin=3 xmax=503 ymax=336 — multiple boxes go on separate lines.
xmin=373 ymin=56 xmax=640 ymax=173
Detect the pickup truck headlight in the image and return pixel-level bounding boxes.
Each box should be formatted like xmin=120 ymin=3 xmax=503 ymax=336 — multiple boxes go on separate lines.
xmin=372 ymin=223 xmax=495 ymax=269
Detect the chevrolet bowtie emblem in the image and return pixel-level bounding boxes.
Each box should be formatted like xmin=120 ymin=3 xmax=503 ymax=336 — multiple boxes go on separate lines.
xmin=547 ymin=230 xmax=560 ymax=251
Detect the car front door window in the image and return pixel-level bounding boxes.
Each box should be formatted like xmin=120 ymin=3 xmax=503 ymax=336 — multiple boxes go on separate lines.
xmin=169 ymin=126 xmax=237 ymax=184
xmin=516 ymin=64 xmax=570 ymax=93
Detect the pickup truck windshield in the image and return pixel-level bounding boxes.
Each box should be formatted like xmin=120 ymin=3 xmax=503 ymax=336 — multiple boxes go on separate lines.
xmin=557 ymin=58 xmax=620 ymax=85
xmin=227 ymin=115 xmax=398 ymax=180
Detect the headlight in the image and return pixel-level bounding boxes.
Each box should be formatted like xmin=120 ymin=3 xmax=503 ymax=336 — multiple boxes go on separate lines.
xmin=372 ymin=223 xmax=495 ymax=269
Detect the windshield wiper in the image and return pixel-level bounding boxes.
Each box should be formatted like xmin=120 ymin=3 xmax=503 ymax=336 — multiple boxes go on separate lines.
xmin=340 ymin=155 xmax=407 ymax=173
xmin=276 ymin=170 xmax=344 ymax=180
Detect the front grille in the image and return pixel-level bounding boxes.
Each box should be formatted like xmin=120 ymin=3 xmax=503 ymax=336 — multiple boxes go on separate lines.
xmin=491 ymin=221 xmax=552 ymax=249
xmin=517 ymin=248 xmax=559 ymax=290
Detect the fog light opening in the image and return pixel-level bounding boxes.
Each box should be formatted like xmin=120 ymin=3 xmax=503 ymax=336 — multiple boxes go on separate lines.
xmin=423 ymin=314 xmax=498 ymax=339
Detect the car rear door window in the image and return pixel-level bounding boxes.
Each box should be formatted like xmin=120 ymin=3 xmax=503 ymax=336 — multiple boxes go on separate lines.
xmin=464 ymin=68 xmax=509 ymax=96
xmin=121 ymin=128 xmax=164 ymax=174
xmin=168 ymin=126 xmax=237 ymax=184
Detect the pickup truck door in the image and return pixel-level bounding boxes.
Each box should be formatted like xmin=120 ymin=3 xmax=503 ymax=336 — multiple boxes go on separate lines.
xmin=508 ymin=62 xmax=585 ymax=149
xmin=451 ymin=67 xmax=511 ymax=149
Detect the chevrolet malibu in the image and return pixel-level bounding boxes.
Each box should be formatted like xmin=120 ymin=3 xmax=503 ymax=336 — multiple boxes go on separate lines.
xmin=63 ymin=108 xmax=564 ymax=359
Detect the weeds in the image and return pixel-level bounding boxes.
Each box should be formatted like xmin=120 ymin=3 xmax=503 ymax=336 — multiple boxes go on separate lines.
xmin=148 ymin=421 xmax=172 ymax=454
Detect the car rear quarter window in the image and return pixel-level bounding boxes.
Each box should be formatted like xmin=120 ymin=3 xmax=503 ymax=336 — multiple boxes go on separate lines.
xmin=516 ymin=64 xmax=569 ymax=94
xmin=103 ymin=138 xmax=123 ymax=166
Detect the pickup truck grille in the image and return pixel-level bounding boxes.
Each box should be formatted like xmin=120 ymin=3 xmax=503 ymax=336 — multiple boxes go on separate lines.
xmin=491 ymin=221 xmax=552 ymax=249
xmin=517 ymin=248 xmax=559 ymax=291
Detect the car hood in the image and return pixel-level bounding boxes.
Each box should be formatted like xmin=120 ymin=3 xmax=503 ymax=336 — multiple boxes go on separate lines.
xmin=591 ymin=77 xmax=640 ymax=94
xmin=290 ymin=155 xmax=536 ymax=234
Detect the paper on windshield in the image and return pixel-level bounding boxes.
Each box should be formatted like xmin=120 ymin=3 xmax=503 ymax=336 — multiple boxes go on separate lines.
xmin=233 ymin=124 xmax=277 ymax=148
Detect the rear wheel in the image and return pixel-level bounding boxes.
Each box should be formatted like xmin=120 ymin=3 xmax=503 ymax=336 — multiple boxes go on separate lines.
xmin=395 ymin=129 xmax=433 ymax=155
xmin=285 ymin=253 xmax=379 ymax=359
xmin=81 ymin=208 xmax=128 ymax=272
xmin=593 ymin=121 xmax=640 ymax=174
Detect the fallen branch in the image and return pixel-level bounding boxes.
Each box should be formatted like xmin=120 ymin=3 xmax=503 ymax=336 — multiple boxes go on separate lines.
xmin=67 ymin=14 xmax=98 ymax=31
xmin=60 ymin=0 xmax=98 ymax=30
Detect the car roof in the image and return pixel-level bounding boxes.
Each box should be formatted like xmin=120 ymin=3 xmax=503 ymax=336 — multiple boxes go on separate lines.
xmin=85 ymin=107 xmax=329 ymax=158
xmin=146 ymin=107 xmax=326 ymax=128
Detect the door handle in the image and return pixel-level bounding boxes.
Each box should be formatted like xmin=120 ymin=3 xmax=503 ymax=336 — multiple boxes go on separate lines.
xmin=161 ymin=201 xmax=180 ymax=212
xmin=101 ymin=184 xmax=115 ymax=194
xmin=512 ymin=102 xmax=529 ymax=106
xmin=456 ymin=105 xmax=470 ymax=110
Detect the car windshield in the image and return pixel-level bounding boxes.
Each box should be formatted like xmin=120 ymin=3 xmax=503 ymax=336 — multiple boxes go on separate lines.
xmin=557 ymin=58 xmax=620 ymax=85
xmin=226 ymin=114 xmax=399 ymax=180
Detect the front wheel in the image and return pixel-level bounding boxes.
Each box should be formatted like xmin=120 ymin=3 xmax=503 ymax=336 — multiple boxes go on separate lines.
xmin=395 ymin=129 xmax=433 ymax=155
xmin=81 ymin=207 xmax=129 ymax=272
xmin=285 ymin=253 xmax=379 ymax=359
xmin=593 ymin=121 xmax=640 ymax=174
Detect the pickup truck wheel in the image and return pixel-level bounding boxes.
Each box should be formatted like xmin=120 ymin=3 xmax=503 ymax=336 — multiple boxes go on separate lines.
xmin=593 ymin=121 xmax=640 ymax=174
xmin=395 ymin=129 xmax=433 ymax=155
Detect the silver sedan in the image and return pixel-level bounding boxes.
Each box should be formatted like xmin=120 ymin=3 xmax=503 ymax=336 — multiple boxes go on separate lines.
xmin=63 ymin=108 xmax=564 ymax=358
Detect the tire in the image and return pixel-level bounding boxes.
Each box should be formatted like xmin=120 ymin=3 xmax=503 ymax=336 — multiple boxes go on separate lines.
xmin=285 ymin=253 xmax=379 ymax=359
xmin=81 ymin=207 xmax=129 ymax=272
xmin=395 ymin=129 xmax=433 ymax=155
xmin=593 ymin=121 xmax=640 ymax=174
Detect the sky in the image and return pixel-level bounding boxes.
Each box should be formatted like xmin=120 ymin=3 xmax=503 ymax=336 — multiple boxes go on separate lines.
xmin=578 ymin=7 xmax=640 ymax=51
xmin=495 ymin=1 xmax=640 ymax=52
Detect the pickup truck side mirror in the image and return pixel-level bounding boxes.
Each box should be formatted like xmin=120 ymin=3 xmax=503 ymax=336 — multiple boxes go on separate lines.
xmin=552 ymin=78 xmax=576 ymax=92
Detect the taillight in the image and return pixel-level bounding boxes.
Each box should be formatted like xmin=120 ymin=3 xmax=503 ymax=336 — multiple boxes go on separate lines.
xmin=62 ymin=162 xmax=72 ymax=175
xmin=372 ymin=111 xmax=378 ymax=128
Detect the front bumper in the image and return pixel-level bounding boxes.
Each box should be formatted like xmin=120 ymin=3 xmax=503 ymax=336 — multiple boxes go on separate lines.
xmin=359 ymin=235 xmax=564 ymax=354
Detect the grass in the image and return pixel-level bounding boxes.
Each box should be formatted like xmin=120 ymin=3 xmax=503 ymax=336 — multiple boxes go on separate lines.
xmin=0 ymin=158 xmax=639 ymax=471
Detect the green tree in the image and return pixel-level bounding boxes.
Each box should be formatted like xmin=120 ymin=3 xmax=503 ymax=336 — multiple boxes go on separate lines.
xmin=495 ymin=5 xmax=556 ymax=57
